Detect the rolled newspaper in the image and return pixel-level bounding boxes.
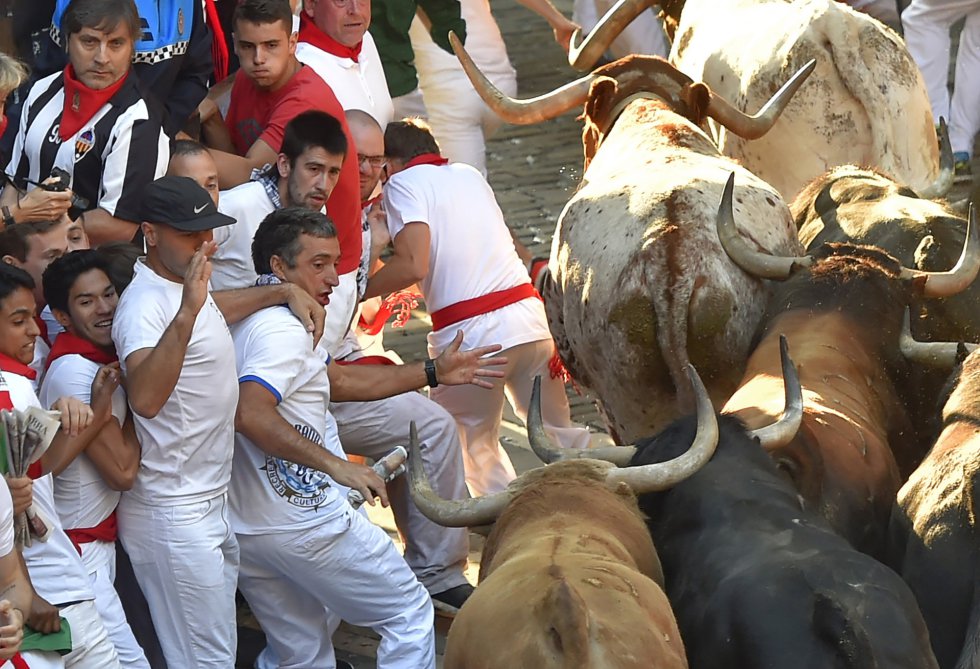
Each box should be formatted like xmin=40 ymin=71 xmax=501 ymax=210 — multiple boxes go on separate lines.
xmin=347 ymin=446 xmax=408 ymax=510
xmin=1 ymin=407 xmax=61 ymax=547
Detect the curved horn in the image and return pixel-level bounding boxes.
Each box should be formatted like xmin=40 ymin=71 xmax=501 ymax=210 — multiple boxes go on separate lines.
xmin=706 ymin=59 xmax=816 ymax=139
xmin=567 ymin=0 xmax=659 ymax=71
xmin=606 ymin=364 xmax=719 ymax=492
xmin=716 ymin=172 xmax=813 ymax=279
xmin=407 ymin=421 xmax=511 ymax=527
xmin=747 ymin=335 xmax=803 ymax=449
xmin=527 ymin=376 xmax=636 ymax=466
xmin=900 ymin=306 xmax=977 ymax=368
xmin=901 ymin=204 xmax=980 ymax=298
xmin=450 ymin=31 xmax=595 ymax=124
xmin=918 ymin=117 xmax=954 ymax=199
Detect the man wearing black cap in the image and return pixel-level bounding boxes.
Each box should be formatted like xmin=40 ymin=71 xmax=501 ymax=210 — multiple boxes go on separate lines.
xmin=109 ymin=175 xmax=325 ymax=669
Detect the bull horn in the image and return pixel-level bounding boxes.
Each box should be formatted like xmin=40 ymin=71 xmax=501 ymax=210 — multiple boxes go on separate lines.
xmin=706 ymin=59 xmax=816 ymax=139
xmin=407 ymin=421 xmax=511 ymax=527
xmin=747 ymin=335 xmax=803 ymax=449
xmin=716 ymin=172 xmax=813 ymax=279
xmin=606 ymin=364 xmax=718 ymax=492
xmin=900 ymin=306 xmax=977 ymax=368
xmin=527 ymin=376 xmax=636 ymax=466
xmin=900 ymin=204 xmax=980 ymax=298
xmin=918 ymin=117 xmax=954 ymax=199
xmin=567 ymin=0 xmax=659 ymax=71
xmin=450 ymin=31 xmax=595 ymax=124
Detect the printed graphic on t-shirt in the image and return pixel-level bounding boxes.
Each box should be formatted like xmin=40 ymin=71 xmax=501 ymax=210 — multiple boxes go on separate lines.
xmin=235 ymin=118 xmax=262 ymax=152
xmin=261 ymin=423 xmax=332 ymax=509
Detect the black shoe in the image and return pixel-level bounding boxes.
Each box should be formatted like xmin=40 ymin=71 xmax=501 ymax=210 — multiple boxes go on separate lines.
xmin=431 ymin=583 xmax=474 ymax=614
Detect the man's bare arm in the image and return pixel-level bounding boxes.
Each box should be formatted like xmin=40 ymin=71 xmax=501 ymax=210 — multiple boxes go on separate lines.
xmin=363 ymin=223 xmax=430 ymax=299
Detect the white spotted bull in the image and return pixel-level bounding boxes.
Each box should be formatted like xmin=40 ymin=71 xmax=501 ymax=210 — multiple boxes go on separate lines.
xmin=450 ymin=34 xmax=812 ymax=440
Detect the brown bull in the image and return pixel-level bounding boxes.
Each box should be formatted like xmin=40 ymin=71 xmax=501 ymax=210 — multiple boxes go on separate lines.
xmin=717 ymin=173 xmax=980 ymax=556
xmin=450 ymin=33 xmax=813 ymax=441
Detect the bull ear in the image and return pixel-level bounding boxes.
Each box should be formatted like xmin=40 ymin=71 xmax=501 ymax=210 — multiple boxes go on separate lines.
xmin=682 ymin=82 xmax=710 ymax=126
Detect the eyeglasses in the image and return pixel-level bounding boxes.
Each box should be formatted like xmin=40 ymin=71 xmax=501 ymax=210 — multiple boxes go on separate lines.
xmin=358 ymin=153 xmax=387 ymax=169
xmin=329 ymin=0 xmax=368 ymax=8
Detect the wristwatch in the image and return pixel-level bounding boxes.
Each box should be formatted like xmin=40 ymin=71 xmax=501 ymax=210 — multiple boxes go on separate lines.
xmin=424 ymin=358 xmax=439 ymax=388
xmin=1 ymin=205 xmax=14 ymax=228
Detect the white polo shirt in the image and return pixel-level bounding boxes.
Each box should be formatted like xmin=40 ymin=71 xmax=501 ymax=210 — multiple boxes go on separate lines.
xmin=384 ymin=162 xmax=551 ymax=353
xmin=230 ymin=306 xmax=348 ymax=535
xmin=296 ymin=32 xmax=394 ymax=129
xmin=112 ymin=259 xmax=239 ymax=505
xmin=39 ymin=354 xmax=128 ymax=573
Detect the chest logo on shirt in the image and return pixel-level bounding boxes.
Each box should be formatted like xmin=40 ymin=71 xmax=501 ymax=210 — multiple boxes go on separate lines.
xmin=47 ymin=124 xmax=62 ymax=145
xmin=262 ymin=423 xmax=332 ymax=509
xmin=74 ymin=129 xmax=95 ymax=162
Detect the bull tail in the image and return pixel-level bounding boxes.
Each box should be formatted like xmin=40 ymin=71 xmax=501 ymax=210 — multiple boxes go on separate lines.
xmin=953 ymin=574 xmax=980 ymax=669
xmin=543 ymin=576 xmax=592 ymax=668
xmin=812 ymin=592 xmax=879 ymax=669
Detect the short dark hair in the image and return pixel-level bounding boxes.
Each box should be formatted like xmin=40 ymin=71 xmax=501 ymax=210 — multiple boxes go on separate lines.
xmin=233 ymin=0 xmax=292 ymax=35
xmin=97 ymin=242 xmax=142 ymax=295
xmin=171 ymin=139 xmax=210 ymax=159
xmin=0 ymin=221 xmax=63 ymax=263
xmin=0 ymin=263 xmax=35 ymax=306
xmin=384 ymin=118 xmax=441 ymax=163
xmin=62 ymin=0 xmax=141 ymax=43
xmin=251 ymin=207 xmax=337 ymax=274
xmin=42 ymin=250 xmax=112 ymax=314
xmin=280 ymin=111 xmax=348 ymax=171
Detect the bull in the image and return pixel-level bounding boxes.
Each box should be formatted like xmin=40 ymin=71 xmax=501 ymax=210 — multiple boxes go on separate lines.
xmin=450 ymin=34 xmax=813 ymax=441
xmin=717 ymin=172 xmax=980 ymax=556
xmin=409 ymin=364 xmax=798 ymax=668
xmin=629 ymin=406 xmax=940 ymax=668
xmin=888 ymin=338 xmax=980 ymax=669
xmin=567 ymin=0 xmax=948 ymax=202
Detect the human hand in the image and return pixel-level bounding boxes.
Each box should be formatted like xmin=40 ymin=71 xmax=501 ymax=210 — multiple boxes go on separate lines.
xmin=26 ymin=595 xmax=59 ymax=634
xmin=50 ymin=397 xmax=95 ymax=437
xmin=89 ymin=362 xmax=121 ymax=422
xmin=434 ymin=330 xmax=507 ymax=388
xmin=0 ymin=600 xmax=24 ymax=659
xmin=179 ymin=241 xmax=216 ymax=318
xmin=367 ymin=201 xmax=391 ymax=262
xmin=551 ymin=16 xmax=580 ymax=52
xmin=15 ymin=184 xmax=72 ymax=223
xmin=331 ymin=459 xmax=389 ymax=507
xmin=4 ymin=477 xmax=31 ymax=516
xmin=285 ymin=283 xmax=325 ymax=348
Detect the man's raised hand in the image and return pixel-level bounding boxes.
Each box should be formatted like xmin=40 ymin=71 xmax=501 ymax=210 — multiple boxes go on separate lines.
xmin=180 ymin=241 xmax=216 ymax=318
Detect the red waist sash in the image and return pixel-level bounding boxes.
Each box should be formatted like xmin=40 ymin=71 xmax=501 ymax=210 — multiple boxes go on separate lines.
xmin=430 ymin=283 xmax=540 ymax=332
xmin=65 ymin=511 xmax=117 ymax=556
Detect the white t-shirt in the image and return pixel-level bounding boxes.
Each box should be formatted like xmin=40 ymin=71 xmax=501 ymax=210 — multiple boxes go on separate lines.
xmin=409 ymin=0 xmax=515 ymax=80
xmin=39 ymin=354 xmax=127 ymax=574
xmin=213 ymin=181 xmax=276 ymax=291
xmin=384 ymin=162 xmax=552 ymax=352
xmin=29 ymin=336 xmax=49 ymax=384
xmin=2 ymin=370 xmax=93 ymax=605
xmin=296 ymin=32 xmax=394 ymax=130
xmin=0 ymin=480 xmax=13 ymax=557
xmin=230 ymin=306 xmax=349 ymax=535
xmin=112 ymin=260 xmax=239 ymax=505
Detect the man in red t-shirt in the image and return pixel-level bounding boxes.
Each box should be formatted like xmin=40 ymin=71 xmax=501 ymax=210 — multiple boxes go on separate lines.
xmin=199 ymin=0 xmax=362 ymax=353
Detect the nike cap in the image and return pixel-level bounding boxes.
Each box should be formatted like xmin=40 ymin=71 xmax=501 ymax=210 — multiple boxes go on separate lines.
xmin=141 ymin=176 xmax=234 ymax=232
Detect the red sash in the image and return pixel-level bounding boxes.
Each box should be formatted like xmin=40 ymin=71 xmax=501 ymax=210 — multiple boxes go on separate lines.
xmin=45 ymin=331 xmax=117 ymax=373
xmin=298 ymin=13 xmax=362 ymax=62
xmin=60 ymin=65 xmax=129 ymax=141
xmin=65 ymin=511 xmax=117 ymax=556
xmin=430 ymin=283 xmax=539 ymax=332
xmin=335 ymin=355 xmax=397 ymax=367
xmin=358 ymin=291 xmax=421 ymax=335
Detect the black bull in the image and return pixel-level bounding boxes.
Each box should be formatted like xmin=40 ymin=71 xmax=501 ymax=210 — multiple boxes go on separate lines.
xmin=631 ymin=414 xmax=939 ymax=669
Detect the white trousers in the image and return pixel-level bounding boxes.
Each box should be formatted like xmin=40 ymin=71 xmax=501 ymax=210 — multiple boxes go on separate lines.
xmin=83 ymin=542 xmax=149 ymax=669
xmin=329 ymin=390 xmax=470 ymax=594
xmin=903 ymin=0 xmax=980 ymax=154
xmin=322 ymin=271 xmax=359 ymax=357
xmin=573 ymin=0 xmax=669 ymax=60
xmin=61 ymin=600 xmax=121 ymax=669
xmin=237 ymin=505 xmax=435 ymax=669
xmin=117 ymin=494 xmax=239 ymax=669
xmin=428 ymin=339 xmax=592 ymax=496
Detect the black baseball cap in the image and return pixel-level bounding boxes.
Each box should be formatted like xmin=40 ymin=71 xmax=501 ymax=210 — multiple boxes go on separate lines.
xmin=141 ymin=176 xmax=234 ymax=231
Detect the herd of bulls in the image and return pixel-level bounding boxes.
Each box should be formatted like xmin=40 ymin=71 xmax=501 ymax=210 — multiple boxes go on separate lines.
xmin=406 ymin=0 xmax=980 ymax=666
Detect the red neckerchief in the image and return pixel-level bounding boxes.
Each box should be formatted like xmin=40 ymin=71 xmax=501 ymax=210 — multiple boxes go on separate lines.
xmin=60 ymin=65 xmax=130 ymax=141
xmin=403 ymin=153 xmax=449 ymax=170
xmin=34 ymin=315 xmax=48 ymax=346
xmin=361 ymin=194 xmax=382 ymax=210
xmin=0 ymin=114 xmax=7 ymax=138
xmin=203 ymin=0 xmax=229 ymax=82
xmin=298 ymin=13 xmax=362 ymax=62
xmin=0 ymin=352 xmax=37 ymax=382
xmin=45 ymin=331 xmax=118 ymax=373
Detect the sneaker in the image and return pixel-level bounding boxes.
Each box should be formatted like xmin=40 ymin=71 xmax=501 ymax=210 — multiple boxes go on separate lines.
xmin=431 ymin=583 xmax=474 ymax=615
xmin=954 ymin=151 xmax=972 ymax=183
